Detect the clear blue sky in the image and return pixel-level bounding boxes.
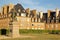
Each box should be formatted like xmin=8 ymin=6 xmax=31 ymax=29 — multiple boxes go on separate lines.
xmin=0 ymin=0 xmax=60 ymax=12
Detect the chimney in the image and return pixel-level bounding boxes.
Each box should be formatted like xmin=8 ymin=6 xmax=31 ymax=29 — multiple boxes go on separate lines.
xmin=56 ymin=8 xmax=59 ymax=17
xmin=32 ymin=10 xmax=36 ymax=17
xmin=48 ymin=10 xmax=51 ymax=18
xmin=0 ymin=7 xmax=3 ymax=15
xmin=9 ymin=3 xmax=14 ymax=12
xmin=3 ymin=5 xmax=7 ymax=15
xmin=25 ymin=8 xmax=30 ymax=14
xmin=25 ymin=8 xmax=30 ymax=17
xmin=40 ymin=11 xmax=43 ymax=19
xmin=38 ymin=18 xmax=40 ymax=22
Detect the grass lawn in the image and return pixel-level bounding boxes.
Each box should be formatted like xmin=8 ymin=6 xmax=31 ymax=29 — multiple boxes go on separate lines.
xmin=1 ymin=33 xmax=60 ymax=40
xmin=1 ymin=29 xmax=60 ymax=40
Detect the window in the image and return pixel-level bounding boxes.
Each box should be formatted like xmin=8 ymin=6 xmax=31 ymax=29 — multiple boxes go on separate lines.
xmin=21 ymin=13 xmax=26 ymax=17
xmin=18 ymin=9 xmax=21 ymax=12
xmin=35 ymin=27 xmax=38 ymax=30
xmin=17 ymin=13 xmax=19 ymax=16
xmin=32 ymin=24 xmax=34 ymax=26
xmin=27 ymin=27 xmax=29 ymax=29
xmin=27 ymin=19 xmax=29 ymax=22
xmin=38 ymin=28 xmax=40 ymax=29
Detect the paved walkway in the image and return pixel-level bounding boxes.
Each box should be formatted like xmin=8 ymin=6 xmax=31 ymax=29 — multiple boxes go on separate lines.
xmin=0 ymin=35 xmax=34 ymax=39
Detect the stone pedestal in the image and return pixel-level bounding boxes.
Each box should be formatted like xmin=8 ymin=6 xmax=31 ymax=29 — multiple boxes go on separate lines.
xmin=12 ymin=27 xmax=20 ymax=37
xmin=10 ymin=21 xmax=20 ymax=38
xmin=12 ymin=22 xmax=20 ymax=38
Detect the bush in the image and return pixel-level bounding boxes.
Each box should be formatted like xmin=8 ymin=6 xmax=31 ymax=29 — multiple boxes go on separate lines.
xmin=48 ymin=30 xmax=60 ymax=34
xmin=19 ymin=29 xmax=60 ymax=34
xmin=0 ymin=30 xmax=1 ymax=35
xmin=19 ymin=29 xmax=49 ymax=34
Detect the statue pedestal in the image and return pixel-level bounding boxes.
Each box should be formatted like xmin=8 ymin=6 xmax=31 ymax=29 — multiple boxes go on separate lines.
xmin=10 ymin=21 xmax=20 ymax=38
xmin=12 ymin=25 xmax=20 ymax=38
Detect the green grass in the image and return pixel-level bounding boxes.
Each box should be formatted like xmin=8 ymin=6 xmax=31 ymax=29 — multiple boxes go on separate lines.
xmin=1 ymin=34 xmax=60 ymax=40
xmin=1 ymin=29 xmax=60 ymax=40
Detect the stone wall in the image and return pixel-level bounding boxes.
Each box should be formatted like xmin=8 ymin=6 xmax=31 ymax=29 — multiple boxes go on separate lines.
xmin=31 ymin=22 xmax=45 ymax=30
xmin=0 ymin=18 xmax=10 ymax=29
xmin=46 ymin=23 xmax=60 ymax=30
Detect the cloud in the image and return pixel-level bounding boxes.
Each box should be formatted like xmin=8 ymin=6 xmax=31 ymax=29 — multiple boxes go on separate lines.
xmin=32 ymin=6 xmax=47 ymax=12
xmin=0 ymin=0 xmax=48 ymax=12
xmin=0 ymin=0 xmax=60 ymax=12
xmin=18 ymin=0 xmax=48 ymax=12
xmin=17 ymin=0 xmax=41 ymax=10
xmin=19 ymin=0 xmax=39 ymax=5
xmin=20 ymin=0 xmax=60 ymax=12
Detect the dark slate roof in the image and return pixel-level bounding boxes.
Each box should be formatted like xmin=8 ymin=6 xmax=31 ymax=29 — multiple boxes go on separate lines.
xmin=14 ymin=3 xmax=25 ymax=13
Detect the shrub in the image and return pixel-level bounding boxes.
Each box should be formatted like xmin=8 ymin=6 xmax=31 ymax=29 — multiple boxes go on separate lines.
xmin=19 ymin=29 xmax=49 ymax=34
xmin=48 ymin=30 xmax=60 ymax=34
xmin=19 ymin=29 xmax=60 ymax=34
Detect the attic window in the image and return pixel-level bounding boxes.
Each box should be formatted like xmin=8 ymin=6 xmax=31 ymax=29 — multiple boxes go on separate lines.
xmin=18 ymin=9 xmax=21 ymax=12
xmin=32 ymin=24 xmax=34 ymax=26
xmin=23 ymin=10 xmax=25 ymax=12
xmin=21 ymin=13 xmax=26 ymax=17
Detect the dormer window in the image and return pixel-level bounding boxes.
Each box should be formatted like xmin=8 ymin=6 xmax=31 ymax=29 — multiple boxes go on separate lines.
xmin=18 ymin=9 xmax=20 ymax=12
xmin=17 ymin=13 xmax=19 ymax=16
xmin=21 ymin=13 xmax=26 ymax=17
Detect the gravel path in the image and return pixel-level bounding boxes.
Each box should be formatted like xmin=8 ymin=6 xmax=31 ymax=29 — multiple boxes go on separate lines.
xmin=0 ymin=35 xmax=34 ymax=39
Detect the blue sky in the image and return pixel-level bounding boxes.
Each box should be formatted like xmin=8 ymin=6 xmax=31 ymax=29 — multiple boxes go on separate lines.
xmin=0 ymin=0 xmax=60 ymax=12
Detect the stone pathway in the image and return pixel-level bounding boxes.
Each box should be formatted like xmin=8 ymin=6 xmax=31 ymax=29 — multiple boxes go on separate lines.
xmin=0 ymin=35 xmax=11 ymax=39
xmin=0 ymin=35 xmax=34 ymax=39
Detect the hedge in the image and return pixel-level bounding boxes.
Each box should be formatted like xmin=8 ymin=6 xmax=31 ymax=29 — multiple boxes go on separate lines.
xmin=0 ymin=29 xmax=60 ymax=35
xmin=19 ymin=29 xmax=60 ymax=34
xmin=19 ymin=29 xmax=50 ymax=34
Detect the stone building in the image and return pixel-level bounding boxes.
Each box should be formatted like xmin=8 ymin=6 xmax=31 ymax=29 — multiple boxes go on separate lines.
xmin=0 ymin=3 xmax=60 ymax=37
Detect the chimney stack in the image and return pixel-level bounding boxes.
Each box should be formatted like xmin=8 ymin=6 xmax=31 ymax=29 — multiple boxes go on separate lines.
xmin=48 ymin=10 xmax=51 ymax=18
xmin=3 ymin=5 xmax=7 ymax=15
xmin=56 ymin=8 xmax=59 ymax=17
xmin=25 ymin=8 xmax=30 ymax=17
xmin=0 ymin=7 xmax=3 ymax=15
xmin=40 ymin=11 xmax=43 ymax=19
xmin=32 ymin=10 xmax=36 ymax=17
xmin=38 ymin=18 xmax=40 ymax=22
xmin=9 ymin=3 xmax=14 ymax=12
xmin=25 ymin=8 xmax=30 ymax=14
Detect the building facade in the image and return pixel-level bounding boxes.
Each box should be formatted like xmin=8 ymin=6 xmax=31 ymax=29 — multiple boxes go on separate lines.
xmin=0 ymin=3 xmax=60 ymax=31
